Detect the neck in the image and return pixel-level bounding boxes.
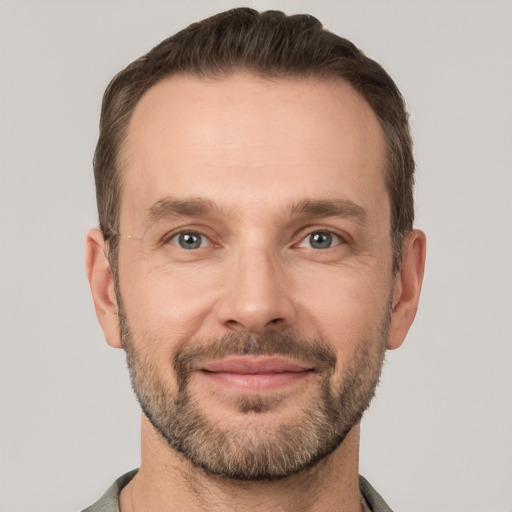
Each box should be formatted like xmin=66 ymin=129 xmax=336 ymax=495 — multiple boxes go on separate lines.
xmin=120 ymin=415 xmax=364 ymax=512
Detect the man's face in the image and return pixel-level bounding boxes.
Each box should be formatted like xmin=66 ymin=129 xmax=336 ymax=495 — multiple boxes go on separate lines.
xmin=115 ymin=74 xmax=395 ymax=479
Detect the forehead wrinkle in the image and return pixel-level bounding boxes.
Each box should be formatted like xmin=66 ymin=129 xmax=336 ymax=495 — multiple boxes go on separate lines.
xmin=287 ymin=198 xmax=367 ymax=225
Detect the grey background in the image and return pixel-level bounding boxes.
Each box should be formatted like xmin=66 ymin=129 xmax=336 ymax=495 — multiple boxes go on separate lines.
xmin=0 ymin=1 xmax=511 ymax=510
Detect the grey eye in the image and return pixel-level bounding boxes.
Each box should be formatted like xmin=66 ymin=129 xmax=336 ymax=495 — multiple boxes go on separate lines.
xmin=298 ymin=231 xmax=342 ymax=249
xmin=170 ymin=232 xmax=208 ymax=249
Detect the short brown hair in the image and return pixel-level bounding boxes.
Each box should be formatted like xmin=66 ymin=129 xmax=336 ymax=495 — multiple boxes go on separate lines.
xmin=94 ymin=8 xmax=414 ymax=273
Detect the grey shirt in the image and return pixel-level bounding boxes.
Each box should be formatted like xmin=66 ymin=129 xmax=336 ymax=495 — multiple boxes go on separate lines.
xmin=81 ymin=470 xmax=393 ymax=512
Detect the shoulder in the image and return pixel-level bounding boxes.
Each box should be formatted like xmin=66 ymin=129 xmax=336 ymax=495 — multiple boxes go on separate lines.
xmin=81 ymin=469 xmax=139 ymax=512
xmin=359 ymin=475 xmax=394 ymax=512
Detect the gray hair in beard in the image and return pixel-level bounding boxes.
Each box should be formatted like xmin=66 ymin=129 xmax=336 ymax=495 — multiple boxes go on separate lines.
xmin=117 ymin=290 xmax=389 ymax=481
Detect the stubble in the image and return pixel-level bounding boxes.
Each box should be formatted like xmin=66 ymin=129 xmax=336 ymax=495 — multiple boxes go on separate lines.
xmin=118 ymin=304 xmax=389 ymax=481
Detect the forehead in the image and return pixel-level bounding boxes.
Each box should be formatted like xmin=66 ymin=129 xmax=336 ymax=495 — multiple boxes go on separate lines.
xmin=120 ymin=73 xmax=388 ymax=232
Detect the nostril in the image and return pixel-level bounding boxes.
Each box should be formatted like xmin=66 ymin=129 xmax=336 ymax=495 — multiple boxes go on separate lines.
xmin=225 ymin=319 xmax=246 ymax=331
xmin=223 ymin=317 xmax=285 ymax=333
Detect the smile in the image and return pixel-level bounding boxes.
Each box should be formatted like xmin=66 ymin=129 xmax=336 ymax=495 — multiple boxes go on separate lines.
xmin=199 ymin=356 xmax=314 ymax=392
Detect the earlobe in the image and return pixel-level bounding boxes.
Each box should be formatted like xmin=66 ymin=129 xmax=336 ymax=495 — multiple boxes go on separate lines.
xmin=85 ymin=228 xmax=122 ymax=349
xmin=387 ymin=229 xmax=426 ymax=350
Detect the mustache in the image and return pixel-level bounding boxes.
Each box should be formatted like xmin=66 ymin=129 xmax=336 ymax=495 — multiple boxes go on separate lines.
xmin=173 ymin=330 xmax=337 ymax=387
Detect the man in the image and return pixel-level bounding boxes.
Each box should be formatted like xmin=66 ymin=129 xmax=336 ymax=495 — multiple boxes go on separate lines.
xmin=84 ymin=7 xmax=425 ymax=512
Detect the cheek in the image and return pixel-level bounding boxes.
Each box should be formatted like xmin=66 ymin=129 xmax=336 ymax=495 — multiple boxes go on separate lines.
xmin=293 ymin=265 xmax=390 ymax=355
xmin=117 ymin=244 xmax=393 ymax=355
xmin=118 ymin=258 xmax=224 ymax=343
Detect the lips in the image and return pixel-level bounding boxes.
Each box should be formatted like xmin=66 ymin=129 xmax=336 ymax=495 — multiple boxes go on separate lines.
xmin=202 ymin=356 xmax=312 ymax=374
xmin=199 ymin=356 xmax=314 ymax=392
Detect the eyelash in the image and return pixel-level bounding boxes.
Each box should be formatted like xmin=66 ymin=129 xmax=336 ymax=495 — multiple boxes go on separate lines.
xmin=296 ymin=231 xmax=344 ymax=249
xmin=167 ymin=230 xmax=212 ymax=250
xmin=162 ymin=227 xmax=348 ymax=251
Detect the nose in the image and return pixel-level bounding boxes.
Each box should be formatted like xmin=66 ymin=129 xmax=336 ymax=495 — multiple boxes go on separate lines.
xmin=216 ymin=244 xmax=296 ymax=334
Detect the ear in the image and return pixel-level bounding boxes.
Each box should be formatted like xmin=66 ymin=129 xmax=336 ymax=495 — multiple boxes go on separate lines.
xmin=387 ymin=229 xmax=426 ymax=350
xmin=85 ymin=228 xmax=122 ymax=349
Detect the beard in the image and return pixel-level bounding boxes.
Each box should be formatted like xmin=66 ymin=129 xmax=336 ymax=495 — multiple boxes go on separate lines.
xmin=118 ymin=302 xmax=389 ymax=481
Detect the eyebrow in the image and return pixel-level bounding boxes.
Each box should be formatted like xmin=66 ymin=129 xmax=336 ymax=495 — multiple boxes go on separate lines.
xmin=288 ymin=198 xmax=367 ymax=225
xmin=142 ymin=196 xmax=367 ymax=228
xmin=143 ymin=197 xmax=221 ymax=228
